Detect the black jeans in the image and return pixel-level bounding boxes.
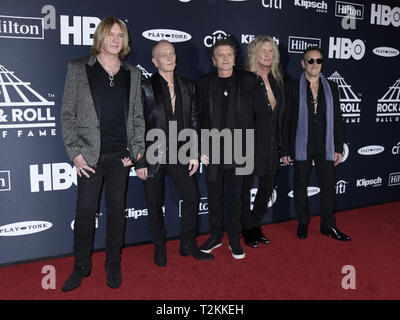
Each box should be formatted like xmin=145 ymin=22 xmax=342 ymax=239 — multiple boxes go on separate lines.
xmin=73 ymin=152 xmax=130 ymax=266
xmin=143 ymin=164 xmax=199 ymax=246
xmin=293 ymin=154 xmax=336 ymax=229
xmin=241 ymin=174 xmax=275 ymax=229
xmin=207 ymin=168 xmax=244 ymax=244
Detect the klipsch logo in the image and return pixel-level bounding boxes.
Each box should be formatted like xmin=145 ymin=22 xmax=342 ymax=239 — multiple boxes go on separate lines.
xmin=373 ymin=47 xmax=399 ymax=57
xmin=356 ymin=177 xmax=382 ymax=188
xmin=376 ymin=79 xmax=400 ymax=123
xmin=142 ymin=29 xmax=191 ymax=43
xmin=0 ymin=221 xmax=52 ymax=236
xmin=0 ymin=64 xmax=56 ymax=139
xmin=370 ymin=4 xmax=400 ymax=27
xmin=335 ymin=1 xmax=364 ymax=20
xmin=328 ymin=37 xmax=365 ymax=60
xmin=0 ymin=170 xmax=11 ymax=191
xmin=357 ymin=145 xmax=384 ymax=155
xmin=294 ymin=0 xmax=328 ymax=13
xmin=328 ymin=71 xmax=362 ymax=123
xmin=288 ymin=36 xmax=321 ymax=53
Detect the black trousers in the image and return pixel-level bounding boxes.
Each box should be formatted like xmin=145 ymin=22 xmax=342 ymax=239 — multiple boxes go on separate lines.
xmin=143 ymin=164 xmax=199 ymax=246
xmin=207 ymin=168 xmax=244 ymax=244
xmin=241 ymin=174 xmax=275 ymax=229
xmin=74 ymin=152 xmax=130 ymax=266
xmin=294 ymin=154 xmax=336 ymax=229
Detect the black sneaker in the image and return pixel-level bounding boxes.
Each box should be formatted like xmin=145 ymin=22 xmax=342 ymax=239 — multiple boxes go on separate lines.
xmin=229 ymin=243 xmax=245 ymax=260
xmin=200 ymin=236 xmax=222 ymax=253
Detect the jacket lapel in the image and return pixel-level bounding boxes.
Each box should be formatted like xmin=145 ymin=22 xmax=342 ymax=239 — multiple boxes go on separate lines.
xmin=152 ymin=73 xmax=167 ymax=132
xmin=85 ymin=57 xmax=101 ymax=123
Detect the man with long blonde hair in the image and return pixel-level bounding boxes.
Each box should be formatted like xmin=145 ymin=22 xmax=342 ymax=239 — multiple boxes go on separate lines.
xmin=61 ymin=17 xmax=144 ymax=291
xmin=241 ymin=35 xmax=285 ymax=248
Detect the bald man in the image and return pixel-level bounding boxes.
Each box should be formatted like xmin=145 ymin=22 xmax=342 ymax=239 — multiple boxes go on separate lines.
xmin=135 ymin=40 xmax=214 ymax=267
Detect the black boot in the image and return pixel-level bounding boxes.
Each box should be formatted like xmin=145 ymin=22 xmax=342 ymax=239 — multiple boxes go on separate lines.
xmin=153 ymin=243 xmax=167 ymax=267
xmin=179 ymin=240 xmax=214 ymax=260
xmin=62 ymin=264 xmax=91 ymax=292
xmin=105 ymin=261 xmax=122 ymax=289
xmin=242 ymin=228 xmax=258 ymax=248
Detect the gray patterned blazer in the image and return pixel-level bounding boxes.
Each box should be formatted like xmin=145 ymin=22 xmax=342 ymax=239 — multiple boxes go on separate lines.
xmin=61 ymin=55 xmax=145 ymax=166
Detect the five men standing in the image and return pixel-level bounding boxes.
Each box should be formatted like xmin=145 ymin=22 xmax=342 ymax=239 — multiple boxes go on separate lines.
xmin=61 ymin=16 xmax=351 ymax=291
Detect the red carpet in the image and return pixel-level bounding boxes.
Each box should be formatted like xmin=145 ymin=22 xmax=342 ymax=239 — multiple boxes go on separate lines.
xmin=1 ymin=202 xmax=399 ymax=300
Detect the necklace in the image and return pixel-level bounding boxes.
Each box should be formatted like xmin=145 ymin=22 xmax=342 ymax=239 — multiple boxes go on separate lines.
xmin=97 ymin=56 xmax=120 ymax=87
xmin=312 ymin=95 xmax=318 ymax=115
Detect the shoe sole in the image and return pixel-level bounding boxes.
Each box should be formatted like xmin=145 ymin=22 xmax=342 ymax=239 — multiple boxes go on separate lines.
xmin=200 ymin=242 xmax=222 ymax=254
xmin=228 ymin=245 xmax=245 ymax=260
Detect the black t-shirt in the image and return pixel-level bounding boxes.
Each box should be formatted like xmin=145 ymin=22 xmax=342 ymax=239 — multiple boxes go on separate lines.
xmin=92 ymin=60 xmax=128 ymax=155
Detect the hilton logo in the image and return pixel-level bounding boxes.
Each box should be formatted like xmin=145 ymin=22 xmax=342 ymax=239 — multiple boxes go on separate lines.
xmin=288 ymin=36 xmax=321 ymax=53
xmin=0 ymin=15 xmax=44 ymax=39
xmin=388 ymin=172 xmax=400 ymax=186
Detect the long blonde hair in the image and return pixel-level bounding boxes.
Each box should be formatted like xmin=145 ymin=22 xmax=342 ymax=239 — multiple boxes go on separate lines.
xmin=91 ymin=17 xmax=131 ymax=59
xmin=245 ymin=35 xmax=283 ymax=86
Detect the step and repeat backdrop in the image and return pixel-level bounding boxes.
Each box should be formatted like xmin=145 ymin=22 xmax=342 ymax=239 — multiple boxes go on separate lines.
xmin=0 ymin=0 xmax=399 ymax=265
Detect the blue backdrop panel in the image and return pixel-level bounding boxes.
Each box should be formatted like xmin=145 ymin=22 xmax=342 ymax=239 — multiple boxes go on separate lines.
xmin=0 ymin=0 xmax=399 ymax=265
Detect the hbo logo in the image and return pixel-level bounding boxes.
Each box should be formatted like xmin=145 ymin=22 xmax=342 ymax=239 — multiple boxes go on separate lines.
xmin=328 ymin=37 xmax=365 ymax=60
xmin=371 ymin=4 xmax=400 ymax=27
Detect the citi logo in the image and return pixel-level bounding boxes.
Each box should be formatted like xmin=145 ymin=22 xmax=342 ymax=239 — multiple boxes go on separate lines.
xmin=250 ymin=188 xmax=277 ymax=209
xmin=142 ymin=29 xmax=191 ymax=43
xmin=336 ymin=180 xmax=348 ymax=194
xmin=356 ymin=177 xmax=382 ymax=188
xmin=335 ymin=1 xmax=364 ymax=20
xmin=357 ymin=145 xmax=384 ymax=155
xmin=288 ymin=36 xmax=321 ymax=54
xmin=388 ymin=172 xmax=400 ymax=186
xmin=328 ymin=37 xmax=365 ymax=60
xmin=288 ymin=187 xmax=320 ymax=198
xmin=370 ymin=4 xmax=400 ymax=27
xmin=373 ymin=47 xmax=399 ymax=57
xmin=0 ymin=221 xmax=52 ymax=236
xmin=204 ymin=30 xmax=229 ymax=48
xmin=0 ymin=170 xmax=11 ymax=191
xmin=262 ymin=0 xmax=282 ymax=9
xmin=392 ymin=142 xmax=400 ymax=155
xmin=294 ymin=0 xmax=328 ymax=13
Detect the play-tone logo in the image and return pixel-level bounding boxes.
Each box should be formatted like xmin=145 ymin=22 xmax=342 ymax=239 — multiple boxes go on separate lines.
xmin=0 ymin=221 xmax=52 ymax=236
xmin=142 ymin=29 xmax=191 ymax=43
xmin=357 ymin=145 xmax=384 ymax=155
xmin=373 ymin=47 xmax=399 ymax=57
xmin=250 ymin=188 xmax=277 ymax=210
xmin=288 ymin=187 xmax=320 ymax=198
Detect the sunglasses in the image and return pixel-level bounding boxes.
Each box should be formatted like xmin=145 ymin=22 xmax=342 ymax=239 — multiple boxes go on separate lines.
xmin=306 ymin=58 xmax=323 ymax=65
